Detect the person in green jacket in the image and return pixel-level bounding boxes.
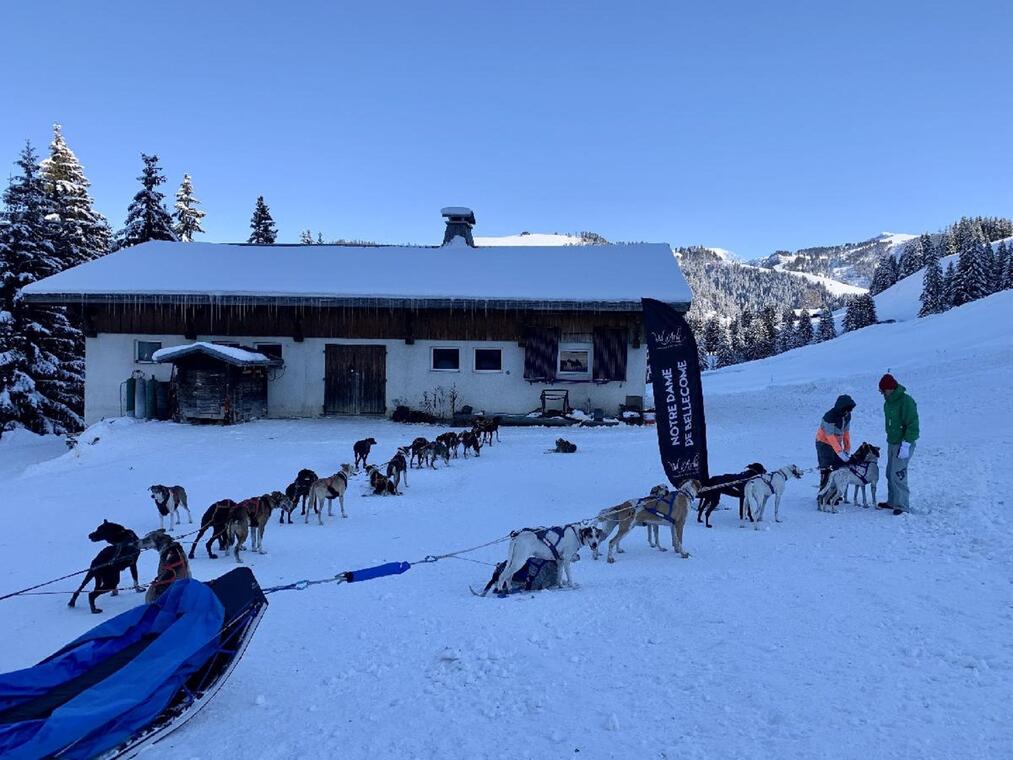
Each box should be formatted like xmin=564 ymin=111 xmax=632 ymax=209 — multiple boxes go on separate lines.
xmin=878 ymin=373 xmax=919 ymax=515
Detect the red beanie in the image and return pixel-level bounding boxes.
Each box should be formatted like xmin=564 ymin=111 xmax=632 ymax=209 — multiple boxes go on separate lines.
xmin=878 ymin=373 xmax=899 ymax=392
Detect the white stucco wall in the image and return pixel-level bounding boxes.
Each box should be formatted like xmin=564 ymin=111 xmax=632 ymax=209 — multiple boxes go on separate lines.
xmin=84 ymin=333 xmax=647 ymax=424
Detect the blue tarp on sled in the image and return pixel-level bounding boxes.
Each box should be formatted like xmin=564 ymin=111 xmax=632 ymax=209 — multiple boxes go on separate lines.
xmin=0 ymin=578 xmax=224 ymax=760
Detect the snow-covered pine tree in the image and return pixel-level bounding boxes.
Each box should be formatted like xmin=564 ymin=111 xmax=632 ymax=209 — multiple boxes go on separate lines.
xmin=918 ymin=241 xmax=944 ymax=317
xmin=727 ymin=317 xmax=744 ymax=365
xmin=715 ymin=328 xmax=735 ymax=368
xmin=952 ymin=235 xmax=990 ymax=306
xmin=248 ymin=196 xmax=277 ymax=244
xmin=316 ymin=232 xmax=325 ymax=245
xmin=0 ymin=143 xmax=84 ymax=435
xmin=843 ymin=293 xmax=877 ymax=332
xmin=796 ymin=310 xmax=814 ymax=345
xmin=298 ymin=229 xmax=313 ymax=245
xmin=702 ymin=317 xmax=724 ymax=356
xmin=816 ymin=307 xmax=837 ymax=342
xmin=40 ymin=123 xmax=112 ymax=267
xmin=173 ymin=174 xmax=205 ymax=242
xmin=941 ymin=261 xmax=957 ymax=309
xmin=898 ymin=237 xmax=923 ymax=278
xmin=117 ymin=154 xmax=177 ymax=248
xmin=777 ymin=306 xmax=796 ymax=352
xmin=1000 ymin=242 xmax=1013 ymax=290
xmin=869 ymin=252 xmax=899 ymax=295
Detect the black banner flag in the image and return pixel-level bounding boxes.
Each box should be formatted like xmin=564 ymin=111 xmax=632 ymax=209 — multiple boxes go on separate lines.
xmin=642 ymin=298 xmax=710 ymax=486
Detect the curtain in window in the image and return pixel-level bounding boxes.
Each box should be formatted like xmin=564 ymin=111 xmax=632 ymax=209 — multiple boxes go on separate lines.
xmin=592 ymin=328 xmax=627 ymax=381
xmin=523 ymin=327 xmax=559 ymax=381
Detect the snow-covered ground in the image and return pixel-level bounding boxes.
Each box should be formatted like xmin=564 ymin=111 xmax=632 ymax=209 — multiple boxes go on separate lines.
xmin=1 ymin=294 xmax=1011 ymax=759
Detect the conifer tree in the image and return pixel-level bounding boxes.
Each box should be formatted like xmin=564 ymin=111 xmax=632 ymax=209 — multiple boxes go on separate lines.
xmin=796 ymin=311 xmax=814 ymax=345
xmin=298 ymin=229 xmax=313 ymax=245
xmin=898 ymin=238 xmax=923 ymax=278
xmin=941 ymin=261 xmax=957 ymax=309
xmin=715 ymin=331 xmax=736 ymax=368
xmin=248 ymin=196 xmax=277 ymax=244
xmin=40 ymin=123 xmax=111 ymax=266
xmin=316 ymin=232 xmax=325 ymax=245
xmin=952 ymin=236 xmax=990 ymax=305
xmin=0 ymin=143 xmax=83 ymax=435
xmin=173 ymin=174 xmax=205 ymax=242
xmin=918 ymin=241 xmax=944 ymax=317
xmin=777 ymin=307 xmax=796 ymax=352
xmin=702 ymin=317 xmax=724 ymax=356
xmin=869 ymin=253 xmax=899 ymax=294
xmin=843 ymin=293 xmax=877 ymax=332
xmin=816 ymin=307 xmax=837 ymax=342
xmin=117 ymin=154 xmax=177 ymax=248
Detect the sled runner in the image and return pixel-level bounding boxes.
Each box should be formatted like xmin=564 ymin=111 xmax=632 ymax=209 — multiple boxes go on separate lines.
xmin=0 ymin=567 xmax=267 ymax=760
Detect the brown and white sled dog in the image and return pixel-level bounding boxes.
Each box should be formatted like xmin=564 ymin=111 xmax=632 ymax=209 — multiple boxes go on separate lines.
xmin=149 ymin=485 xmax=191 ymax=528
xmin=140 ymin=529 xmax=191 ymax=603
xmin=743 ymin=465 xmax=804 ymax=527
xmin=495 ymin=524 xmax=602 ymax=592
xmin=306 ymin=464 xmax=355 ymax=523
xmin=596 ymin=481 xmax=700 ymax=562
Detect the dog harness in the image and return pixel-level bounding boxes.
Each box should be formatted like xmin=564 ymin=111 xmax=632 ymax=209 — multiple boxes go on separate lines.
xmin=326 ymin=471 xmax=348 ymax=498
xmin=150 ymin=544 xmax=187 ymax=598
xmin=847 ymin=462 xmax=872 ymax=485
xmin=638 ymin=489 xmax=692 ymax=523
xmin=513 ymin=526 xmax=571 ymax=560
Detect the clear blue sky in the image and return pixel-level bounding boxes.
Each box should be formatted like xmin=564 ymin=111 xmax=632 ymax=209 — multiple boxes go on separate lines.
xmin=2 ymin=1 xmax=1010 ymax=258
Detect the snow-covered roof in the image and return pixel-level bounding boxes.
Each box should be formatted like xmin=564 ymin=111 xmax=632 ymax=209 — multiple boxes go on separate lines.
xmin=152 ymin=342 xmax=271 ymax=366
xmin=22 ymin=240 xmax=692 ymax=310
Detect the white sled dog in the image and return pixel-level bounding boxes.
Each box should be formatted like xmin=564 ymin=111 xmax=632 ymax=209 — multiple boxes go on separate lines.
xmin=495 ymin=524 xmax=602 ymax=593
xmin=743 ymin=465 xmax=804 ymax=527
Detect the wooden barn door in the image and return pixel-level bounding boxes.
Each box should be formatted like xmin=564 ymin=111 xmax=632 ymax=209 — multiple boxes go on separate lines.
xmin=324 ymin=345 xmax=387 ymax=415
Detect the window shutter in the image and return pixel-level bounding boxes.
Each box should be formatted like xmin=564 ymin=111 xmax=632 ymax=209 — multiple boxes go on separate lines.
xmin=592 ymin=328 xmax=627 ymax=381
xmin=523 ymin=327 xmax=559 ymax=381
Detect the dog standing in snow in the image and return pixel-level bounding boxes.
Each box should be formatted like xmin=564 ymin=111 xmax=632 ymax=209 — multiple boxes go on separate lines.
xmin=353 ymin=438 xmax=377 ymax=469
xmin=817 ymin=443 xmax=880 ymax=512
xmin=149 ymin=484 xmax=191 ymax=528
xmin=596 ymin=481 xmax=700 ymax=562
xmin=306 ymin=465 xmax=355 ymax=523
xmin=496 ymin=524 xmax=602 ymax=592
xmin=743 ymin=465 xmax=804 ymax=527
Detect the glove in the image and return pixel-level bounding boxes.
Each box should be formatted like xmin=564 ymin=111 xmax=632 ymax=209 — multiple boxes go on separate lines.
xmin=898 ymin=442 xmax=911 ymax=460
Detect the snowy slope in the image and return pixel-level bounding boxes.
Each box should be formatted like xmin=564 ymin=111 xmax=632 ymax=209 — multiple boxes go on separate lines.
xmin=1 ymin=294 xmax=1010 ymax=759
xmin=757 ymin=232 xmax=916 ymax=287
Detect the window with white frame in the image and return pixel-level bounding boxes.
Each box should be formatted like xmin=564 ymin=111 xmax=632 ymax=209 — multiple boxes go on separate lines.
xmin=558 ymin=342 xmax=592 ymax=377
xmin=135 ymin=340 xmax=162 ymax=363
xmin=474 ymin=348 xmax=503 ymax=372
xmin=431 ymin=347 xmax=461 ymax=371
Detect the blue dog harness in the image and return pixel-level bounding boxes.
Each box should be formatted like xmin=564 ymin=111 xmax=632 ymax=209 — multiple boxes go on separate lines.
xmin=637 ymin=487 xmax=695 ymax=524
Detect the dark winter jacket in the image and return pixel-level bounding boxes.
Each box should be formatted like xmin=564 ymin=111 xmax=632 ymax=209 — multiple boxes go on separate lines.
xmin=883 ymin=385 xmax=919 ymax=445
xmin=816 ymin=394 xmax=855 ymax=468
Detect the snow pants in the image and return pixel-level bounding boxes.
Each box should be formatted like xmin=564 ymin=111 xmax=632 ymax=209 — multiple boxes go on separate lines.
xmin=886 ymin=443 xmax=915 ymax=512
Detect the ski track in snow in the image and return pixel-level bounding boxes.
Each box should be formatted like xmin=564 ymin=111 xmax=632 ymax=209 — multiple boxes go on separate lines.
xmin=1 ymin=300 xmax=1012 ymax=759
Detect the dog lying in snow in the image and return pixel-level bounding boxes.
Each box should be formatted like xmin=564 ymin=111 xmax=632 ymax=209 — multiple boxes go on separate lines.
xmin=695 ymin=463 xmax=766 ymax=528
xmin=743 ymin=465 xmax=804 ymax=527
xmin=817 ymin=443 xmax=880 ymax=512
xmin=595 ymin=481 xmax=700 ymax=562
xmin=306 ymin=465 xmax=355 ymax=523
xmin=495 ymin=524 xmax=603 ymax=592
xmin=366 ymin=464 xmax=399 ymax=495
xmin=149 ymin=484 xmax=191 ymax=528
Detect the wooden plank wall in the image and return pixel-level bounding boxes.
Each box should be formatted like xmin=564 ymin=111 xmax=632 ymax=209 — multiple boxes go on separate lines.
xmin=87 ymin=304 xmax=644 ymax=343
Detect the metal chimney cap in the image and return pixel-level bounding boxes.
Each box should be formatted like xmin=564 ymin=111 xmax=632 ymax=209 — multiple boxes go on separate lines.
xmin=440 ymin=207 xmax=476 ymax=225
